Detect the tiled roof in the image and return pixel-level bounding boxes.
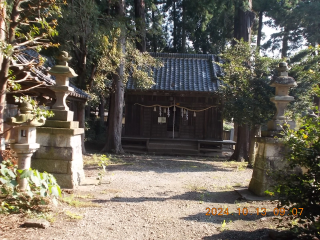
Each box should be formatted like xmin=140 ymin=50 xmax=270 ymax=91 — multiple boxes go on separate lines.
xmin=16 ymin=49 xmax=89 ymax=99
xmin=126 ymin=53 xmax=223 ymax=92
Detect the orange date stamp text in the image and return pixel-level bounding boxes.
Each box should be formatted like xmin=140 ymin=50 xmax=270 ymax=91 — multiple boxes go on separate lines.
xmin=205 ymin=207 xmax=304 ymax=216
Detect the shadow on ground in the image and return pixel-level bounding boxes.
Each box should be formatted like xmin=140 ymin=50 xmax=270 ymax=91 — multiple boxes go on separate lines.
xmin=183 ymin=210 xmax=278 ymax=223
xmin=94 ymin=190 xmax=241 ymax=204
xmin=84 ymin=154 xmax=236 ymax=174
xmin=202 ymin=228 xmax=295 ymax=240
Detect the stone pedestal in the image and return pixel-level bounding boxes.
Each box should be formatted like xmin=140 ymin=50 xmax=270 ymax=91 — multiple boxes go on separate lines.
xmin=248 ymin=137 xmax=287 ymax=196
xmin=32 ymin=122 xmax=85 ymax=189
xmin=12 ymin=144 xmax=39 ymax=190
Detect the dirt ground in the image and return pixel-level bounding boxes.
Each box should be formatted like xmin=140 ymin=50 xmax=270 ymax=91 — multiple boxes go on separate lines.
xmin=0 ymin=154 xmax=298 ymax=240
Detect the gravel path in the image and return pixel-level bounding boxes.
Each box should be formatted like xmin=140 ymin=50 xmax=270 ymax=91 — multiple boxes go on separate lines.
xmin=0 ymin=154 xmax=285 ymax=240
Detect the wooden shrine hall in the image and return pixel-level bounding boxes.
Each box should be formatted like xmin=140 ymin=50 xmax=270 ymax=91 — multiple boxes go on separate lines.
xmin=122 ymin=53 xmax=235 ymax=156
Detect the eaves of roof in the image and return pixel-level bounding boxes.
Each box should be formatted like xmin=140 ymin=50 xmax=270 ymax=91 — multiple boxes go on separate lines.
xmin=126 ymin=52 xmax=223 ymax=93
xmin=16 ymin=49 xmax=89 ymax=100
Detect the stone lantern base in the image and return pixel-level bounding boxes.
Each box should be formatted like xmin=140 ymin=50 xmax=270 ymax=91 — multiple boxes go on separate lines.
xmin=32 ymin=121 xmax=85 ymax=189
xmin=248 ymin=136 xmax=302 ymax=196
xmin=248 ymin=137 xmax=287 ymax=196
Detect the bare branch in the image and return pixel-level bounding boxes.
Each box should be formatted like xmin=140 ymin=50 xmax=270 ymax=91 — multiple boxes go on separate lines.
xmin=0 ymin=126 xmax=16 ymax=138
xmin=13 ymin=36 xmax=44 ymax=48
xmin=7 ymin=82 xmax=45 ymax=94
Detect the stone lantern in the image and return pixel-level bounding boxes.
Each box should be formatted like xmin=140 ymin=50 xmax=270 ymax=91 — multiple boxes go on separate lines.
xmin=266 ymin=62 xmax=297 ymax=135
xmin=48 ymin=51 xmax=77 ymax=121
xmin=7 ymin=102 xmax=45 ymax=190
xmin=249 ymin=62 xmax=297 ymax=196
xmin=31 ymin=51 xmax=85 ymax=189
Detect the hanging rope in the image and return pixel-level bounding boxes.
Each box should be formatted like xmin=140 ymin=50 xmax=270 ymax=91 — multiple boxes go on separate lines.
xmin=134 ymin=103 xmax=217 ymax=112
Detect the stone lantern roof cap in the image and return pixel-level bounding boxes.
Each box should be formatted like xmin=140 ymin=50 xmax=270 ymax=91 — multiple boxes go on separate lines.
xmin=270 ymin=62 xmax=297 ymax=87
xmin=6 ymin=102 xmax=45 ymax=127
xmin=48 ymin=51 xmax=78 ymax=77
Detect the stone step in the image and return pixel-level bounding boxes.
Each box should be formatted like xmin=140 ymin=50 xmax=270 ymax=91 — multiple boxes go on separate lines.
xmin=44 ymin=120 xmax=79 ymax=129
xmin=37 ymin=127 xmax=84 ymax=135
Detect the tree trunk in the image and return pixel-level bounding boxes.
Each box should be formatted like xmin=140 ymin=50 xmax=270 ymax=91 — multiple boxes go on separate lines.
xmin=0 ymin=0 xmax=6 ymax=68
xmin=0 ymin=59 xmax=10 ymax=136
xmin=181 ymin=0 xmax=186 ymax=53
xmin=87 ymin=63 xmax=97 ymax=91
xmin=0 ymin=0 xmax=19 ymax=136
xmin=230 ymin=124 xmax=249 ymax=162
xmin=173 ymin=0 xmax=177 ymax=52
xmin=281 ymin=27 xmax=289 ymax=58
xmin=233 ymin=123 xmax=238 ymax=142
xmin=233 ymin=0 xmax=255 ymax=43
xmin=104 ymin=74 xmax=125 ymax=153
xmin=257 ymin=11 xmax=263 ymax=48
xmin=231 ymin=0 xmax=254 ymax=161
xmin=0 ymin=0 xmax=6 ymax=141
xmin=78 ymin=36 xmax=87 ymax=88
xmin=134 ymin=0 xmax=146 ymax=52
xmin=99 ymin=95 xmax=105 ymax=125
xmin=102 ymin=0 xmax=125 ymax=154
xmin=152 ymin=9 xmax=157 ymax=52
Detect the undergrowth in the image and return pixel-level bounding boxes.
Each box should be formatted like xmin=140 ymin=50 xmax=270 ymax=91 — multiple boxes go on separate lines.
xmin=0 ymin=150 xmax=61 ymax=214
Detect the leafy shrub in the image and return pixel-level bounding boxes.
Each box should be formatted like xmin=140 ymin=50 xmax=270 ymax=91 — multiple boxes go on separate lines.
xmin=97 ymin=154 xmax=110 ymax=184
xmin=0 ymin=155 xmax=61 ymax=213
xmin=275 ymin=117 xmax=320 ymax=238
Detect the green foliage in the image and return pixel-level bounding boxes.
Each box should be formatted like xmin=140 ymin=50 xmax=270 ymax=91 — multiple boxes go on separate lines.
xmin=60 ymin=194 xmax=100 ymax=208
xmin=274 ymin=117 xmax=320 ymax=238
xmin=220 ymin=220 xmax=229 ymax=231
xmin=287 ymin=46 xmax=320 ymax=119
xmin=97 ymin=154 xmax=110 ymax=185
xmin=14 ymin=96 xmax=54 ymax=120
xmin=93 ymin=33 xmax=162 ymax=90
xmin=2 ymin=0 xmax=63 ymax=55
xmin=219 ymin=39 xmax=277 ymax=126
xmin=0 ymin=41 xmax=14 ymax=58
xmin=0 ymin=161 xmax=61 ymax=213
xmin=145 ymin=1 xmax=168 ymax=52
xmin=65 ymin=210 xmax=83 ymax=220
xmin=259 ymin=0 xmax=304 ymax=57
xmin=125 ymin=42 xmax=163 ymax=89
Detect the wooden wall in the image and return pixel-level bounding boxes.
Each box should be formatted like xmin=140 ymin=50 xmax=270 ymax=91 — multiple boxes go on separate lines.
xmin=124 ymin=92 xmax=223 ymax=140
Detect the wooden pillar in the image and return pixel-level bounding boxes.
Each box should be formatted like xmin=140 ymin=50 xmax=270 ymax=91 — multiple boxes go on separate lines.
xmin=140 ymin=106 xmax=144 ymax=136
xmin=204 ymin=110 xmax=207 ymax=139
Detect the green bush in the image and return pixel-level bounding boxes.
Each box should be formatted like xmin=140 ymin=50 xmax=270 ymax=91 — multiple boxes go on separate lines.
xmin=0 ymin=159 xmax=61 ymax=213
xmin=275 ymin=117 xmax=320 ymax=238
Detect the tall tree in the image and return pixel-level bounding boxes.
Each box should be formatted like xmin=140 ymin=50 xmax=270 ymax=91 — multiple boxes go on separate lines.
xmin=0 ymin=0 xmax=61 ymax=139
xmin=103 ymin=0 xmax=126 ymax=154
xmin=261 ymin=0 xmax=302 ymax=57
xmin=134 ymin=0 xmax=146 ymax=52
xmin=253 ymin=0 xmax=276 ymax=48
xmin=144 ymin=1 xmax=167 ymax=52
xmin=0 ymin=0 xmax=6 ymax=140
xmin=233 ymin=0 xmax=255 ymax=43
xmin=230 ymin=0 xmax=255 ymax=162
xmin=220 ymin=40 xmax=276 ymax=163
xmin=57 ymin=0 xmax=100 ymax=89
